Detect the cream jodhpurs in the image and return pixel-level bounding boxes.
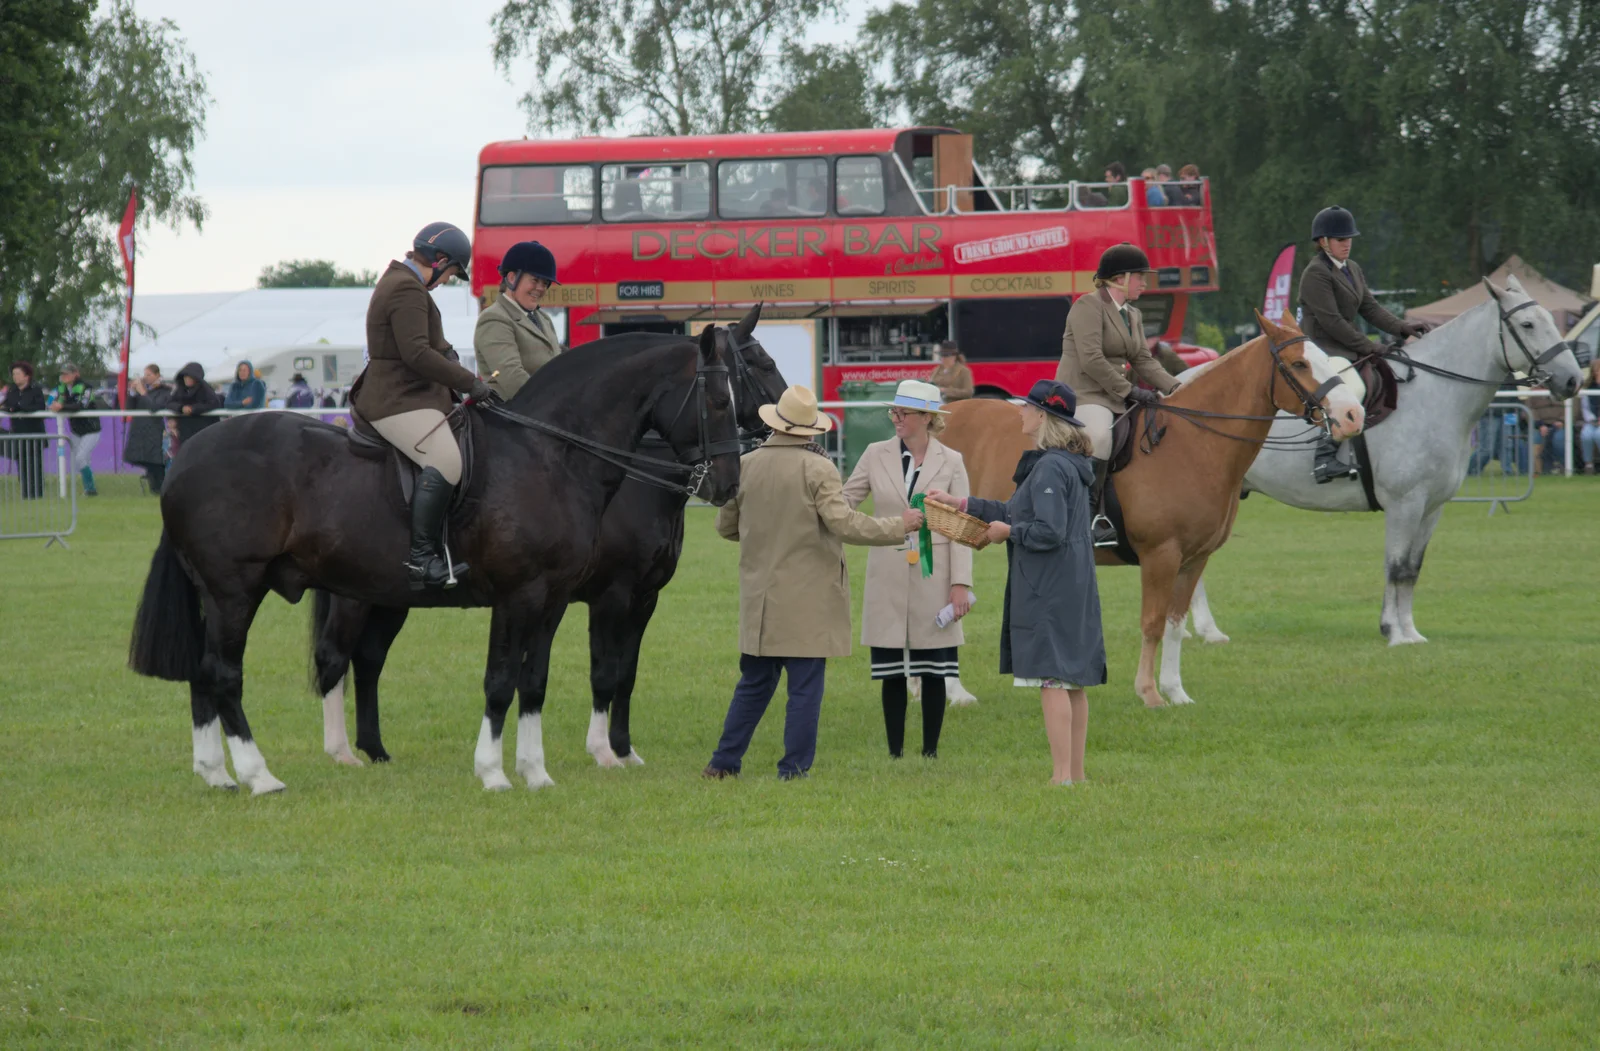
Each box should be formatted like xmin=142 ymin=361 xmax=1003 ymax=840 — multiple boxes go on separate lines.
xmin=1077 ymin=403 xmax=1115 ymax=460
xmin=370 ymin=408 xmax=461 ymax=485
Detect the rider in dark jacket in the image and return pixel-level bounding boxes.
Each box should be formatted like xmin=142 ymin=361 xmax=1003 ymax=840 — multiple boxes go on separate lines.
xmin=1298 ymin=206 xmax=1432 ymax=483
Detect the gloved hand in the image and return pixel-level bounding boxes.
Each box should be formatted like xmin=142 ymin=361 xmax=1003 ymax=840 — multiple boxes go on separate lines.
xmin=1125 ymin=387 xmax=1161 ymax=408
xmin=466 ymin=379 xmax=499 ymax=405
xmin=1403 ymin=320 xmax=1433 ymax=338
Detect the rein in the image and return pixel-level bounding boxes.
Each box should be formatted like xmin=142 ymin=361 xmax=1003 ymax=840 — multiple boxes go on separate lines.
xmin=477 ymin=348 xmax=740 ymax=499
xmin=1381 ymin=299 xmax=1580 ymax=388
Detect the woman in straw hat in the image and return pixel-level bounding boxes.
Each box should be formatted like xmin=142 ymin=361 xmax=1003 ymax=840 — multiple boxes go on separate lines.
xmin=704 ymin=386 xmax=923 ymax=781
xmin=842 ymin=379 xmax=973 ymax=759
xmin=929 ymin=379 xmax=1106 ymax=785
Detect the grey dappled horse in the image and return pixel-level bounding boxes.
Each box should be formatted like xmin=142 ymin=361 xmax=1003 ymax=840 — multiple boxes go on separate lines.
xmin=1185 ymin=275 xmax=1585 ymax=646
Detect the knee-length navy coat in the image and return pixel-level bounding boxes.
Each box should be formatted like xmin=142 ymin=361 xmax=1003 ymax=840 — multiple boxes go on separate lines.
xmin=967 ymin=447 xmax=1107 ymax=687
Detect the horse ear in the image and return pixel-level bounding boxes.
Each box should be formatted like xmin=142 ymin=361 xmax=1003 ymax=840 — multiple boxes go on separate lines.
xmin=699 ymin=323 xmax=718 ymax=362
xmin=1482 ymin=277 xmax=1504 ymax=303
xmin=1254 ymin=309 xmax=1280 ymax=338
xmin=1277 ymin=310 xmax=1301 ymax=333
xmin=735 ymin=303 xmax=762 ymax=342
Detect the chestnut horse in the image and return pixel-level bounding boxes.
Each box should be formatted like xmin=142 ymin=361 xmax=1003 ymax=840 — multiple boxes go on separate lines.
xmin=941 ymin=313 xmax=1365 ymax=708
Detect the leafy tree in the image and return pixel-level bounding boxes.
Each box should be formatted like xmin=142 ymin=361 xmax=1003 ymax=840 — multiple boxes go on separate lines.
xmin=766 ymin=44 xmax=884 ymax=132
xmin=491 ymin=0 xmax=836 ymax=135
xmin=258 ymin=259 xmax=378 ymax=288
xmin=0 ymin=0 xmax=208 ymax=374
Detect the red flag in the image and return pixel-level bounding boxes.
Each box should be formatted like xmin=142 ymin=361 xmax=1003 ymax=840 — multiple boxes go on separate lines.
xmin=117 ymin=188 xmax=138 ymax=409
xmin=1261 ymin=242 xmax=1296 ymax=328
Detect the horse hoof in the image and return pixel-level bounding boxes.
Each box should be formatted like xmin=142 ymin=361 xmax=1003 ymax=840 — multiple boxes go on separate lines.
xmin=480 ymin=770 xmax=513 ymax=791
xmin=523 ymin=772 xmax=556 ymax=791
xmin=199 ymin=773 xmax=238 ymax=791
xmin=591 ymin=748 xmax=625 ymax=769
xmin=1198 ymin=630 xmax=1230 ymax=644
xmin=1179 ymin=624 xmax=1193 ymax=639
xmin=1389 ymin=633 xmax=1427 ymax=647
xmin=621 ymin=750 xmax=645 ymax=766
xmin=248 ymin=776 xmax=287 ymax=795
xmin=1168 ymin=690 xmax=1196 ymax=706
xmin=328 ymin=749 xmax=364 ymax=768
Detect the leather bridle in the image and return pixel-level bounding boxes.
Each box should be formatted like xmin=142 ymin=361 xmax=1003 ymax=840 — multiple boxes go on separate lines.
xmin=1266 ymin=332 xmax=1346 ymax=431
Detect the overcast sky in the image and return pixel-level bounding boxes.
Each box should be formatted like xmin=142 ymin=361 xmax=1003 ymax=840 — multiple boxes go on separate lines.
xmin=129 ymin=0 xmax=867 ymax=294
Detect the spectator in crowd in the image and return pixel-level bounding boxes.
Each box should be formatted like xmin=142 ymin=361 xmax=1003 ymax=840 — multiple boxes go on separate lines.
xmin=703 ymin=385 xmax=920 ymax=781
xmin=930 ymin=380 xmax=1106 ymax=785
xmin=1175 ymin=164 xmax=1204 ymax=205
xmin=285 ymin=372 xmax=315 ymax=408
xmin=842 ymin=380 xmax=974 ymax=760
xmin=125 ymin=364 xmax=172 ymax=494
xmin=1078 ymin=161 xmax=1125 ymax=208
xmin=51 ymin=363 xmax=101 ymax=496
xmin=1141 ymin=167 xmax=1163 ymax=206
xmin=1579 ymin=361 xmax=1600 ymax=474
xmin=928 ymin=342 xmax=974 ymax=402
xmin=476 ymin=240 xmax=562 ymax=400
xmin=168 ymin=361 xmax=223 ymax=454
xmin=224 ymin=360 xmax=266 ymax=410
xmin=1 ymin=361 xmax=47 ymax=499
xmin=1153 ymin=164 xmax=1176 ymax=205
xmin=1528 ymin=391 xmax=1567 ymax=474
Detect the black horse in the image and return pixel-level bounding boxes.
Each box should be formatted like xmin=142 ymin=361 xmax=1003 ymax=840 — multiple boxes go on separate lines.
xmin=306 ymin=307 xmax=787 ymax=776
xmin=129 ymin=326 xmax=742 ymax=793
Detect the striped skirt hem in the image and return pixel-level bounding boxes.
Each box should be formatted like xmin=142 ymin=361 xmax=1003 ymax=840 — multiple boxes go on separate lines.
xmin=870 ymin=646 xmax=960 ymax=680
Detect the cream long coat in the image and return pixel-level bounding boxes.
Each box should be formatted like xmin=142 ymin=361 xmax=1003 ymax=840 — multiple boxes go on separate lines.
xmin=716 ymin=433 xmax=906 ymax=658
xmin=842 ymin=438 xmax=974 ymax=649
xmin=474 ymin=293 xmax=562 ymax=400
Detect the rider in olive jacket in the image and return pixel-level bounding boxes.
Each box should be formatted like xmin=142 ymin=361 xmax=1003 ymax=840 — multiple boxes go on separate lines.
xmin=1297 ymin=206 xmax=1431 ymax=483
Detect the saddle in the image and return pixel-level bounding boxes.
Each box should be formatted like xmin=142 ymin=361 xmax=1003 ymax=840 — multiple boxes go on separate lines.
xmin=1095 ymin=405 xmax=1163 ymax=567
xmin=346 ymin=406 xmax=480 ymax=514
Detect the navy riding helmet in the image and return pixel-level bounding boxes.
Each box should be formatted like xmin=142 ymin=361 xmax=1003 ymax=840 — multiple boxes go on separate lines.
xmin=1311 ymin=206 xmax=1359 ymax=240
xmin=499 ymin=240 xmax=560 ymax=285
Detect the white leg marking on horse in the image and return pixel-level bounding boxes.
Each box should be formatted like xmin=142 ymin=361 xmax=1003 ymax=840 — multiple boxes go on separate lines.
xmin=1159 ymin=617 xmax=1195 ymax=706
xmin=1395 ymin=582 xmax=1428 ymax=644
xmin=946 ymin=676 xmax=978 ymax=706
xmin=1188 ymin=579 xmax=1230 ymax=644
xmin=587 ymin=710 xmax=623 ymax=768
xmin=192 ymin=719 xmax=236 ymax=790
xmin=321 ymin=678 xmax=362 ymax=766
xmin=515 ymin=712 xmax=555 ymax=790
xmin=475 ymin=716 xmax=511 ymax=791
xmin=225 ymin=736 xmax=286 ymax=795
xmin=622 ymin=747 xmax=644 ymax=766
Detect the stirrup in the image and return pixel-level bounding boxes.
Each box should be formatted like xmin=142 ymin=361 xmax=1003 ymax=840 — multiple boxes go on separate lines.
xmin=1090 ymin=513 xmax=1119 ymax=548
xmin=1312 ymin=457 xmax=1358 ymax=484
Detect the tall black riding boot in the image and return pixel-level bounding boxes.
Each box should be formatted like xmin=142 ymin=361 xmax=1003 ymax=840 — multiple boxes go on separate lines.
xmin=407 ymin=467 xmax=468 ymax=590
xmin=1090 ymin=458 xmax=1118 ymax=548
xmin=1312 ymin=435 xmax=1356 ymax=484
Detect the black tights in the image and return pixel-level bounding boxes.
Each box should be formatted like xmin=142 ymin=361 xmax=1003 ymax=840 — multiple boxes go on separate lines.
xmin=881 ymin=675 xmax=946 ymax=758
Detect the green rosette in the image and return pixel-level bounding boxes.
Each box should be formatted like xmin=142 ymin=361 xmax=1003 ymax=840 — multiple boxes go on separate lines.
xmin=908 ymin=493 xmax=934 ymax=578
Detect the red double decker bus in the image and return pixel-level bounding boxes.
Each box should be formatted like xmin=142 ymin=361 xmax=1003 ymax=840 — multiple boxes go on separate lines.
xmin=472 ymin=126 xmax=1219 ymax=400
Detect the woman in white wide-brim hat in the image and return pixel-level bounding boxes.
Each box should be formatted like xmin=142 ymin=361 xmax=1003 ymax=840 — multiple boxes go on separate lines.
xmin=841 ymin=379 xmax=974 ymax=759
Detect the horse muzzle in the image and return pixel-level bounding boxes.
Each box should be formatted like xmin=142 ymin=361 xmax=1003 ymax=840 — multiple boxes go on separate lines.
xmin=1326 ymin=399 xmax=1365 ymax=440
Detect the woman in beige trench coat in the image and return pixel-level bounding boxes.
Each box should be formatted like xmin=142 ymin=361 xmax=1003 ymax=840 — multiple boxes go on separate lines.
xmin=842 ymin=380 xmax=974 ymax=758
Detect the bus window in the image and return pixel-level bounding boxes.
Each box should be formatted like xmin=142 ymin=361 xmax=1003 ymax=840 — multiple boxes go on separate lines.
xmin=601 ymin=162 xmax=710 ymax=222
xmin=952 ymin=298 xmax=1071 ymax=362
xmin=1138 ymin=294 xmax=1173 ymax=339
xmin=479 ymin=165 xmax=594 ymax=225
xmin=836 ymin=156 xmax=885 ymax=216
xmin=719 ymin=158 xmax=828 ymax=219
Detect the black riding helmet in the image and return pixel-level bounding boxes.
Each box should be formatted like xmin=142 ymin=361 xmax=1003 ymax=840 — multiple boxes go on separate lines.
xmin=498 ymin=240 xmax=560 ymax=285
xmin=1311 ymin=206 xmax=1359 ymax=240
xmin=412 ymin=221 xmax=472 ymax=283
xmin=1095 ymin=242 xmax=1155 ymax=282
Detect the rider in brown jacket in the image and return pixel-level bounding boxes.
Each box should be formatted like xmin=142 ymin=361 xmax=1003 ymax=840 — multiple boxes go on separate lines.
xmin=352 ymin=221 xmax=496 ymax=589
xmin=1298 ymin=206 xmax=1431 ymax=482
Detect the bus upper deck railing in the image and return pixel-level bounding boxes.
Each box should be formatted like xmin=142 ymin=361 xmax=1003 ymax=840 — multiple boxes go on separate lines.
xmin=911 ymin=178 xmax=1210 ymax=217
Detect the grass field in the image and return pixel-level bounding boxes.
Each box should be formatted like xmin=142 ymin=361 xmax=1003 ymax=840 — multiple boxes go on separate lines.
xmin=2 ymin=475 xmax=1598 ymax=1048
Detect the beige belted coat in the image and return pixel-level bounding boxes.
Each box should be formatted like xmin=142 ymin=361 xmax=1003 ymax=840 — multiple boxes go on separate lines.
xmin=842 ymin=437 xmax=974 ymax=649
xmin=715 ymin=432 xmax=906 ymax=658
xmin=474 ymin=293 xmax=562 ymax=400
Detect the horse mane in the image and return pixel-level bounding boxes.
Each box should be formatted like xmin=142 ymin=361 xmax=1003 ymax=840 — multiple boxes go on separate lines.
xmin=1164 ymin=333 xmax=1269 ymax=406
xmin=502 ymin=332 xmax=697 ymax=416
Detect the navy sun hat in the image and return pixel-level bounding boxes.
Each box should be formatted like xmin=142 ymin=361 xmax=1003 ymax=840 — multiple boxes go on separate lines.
xmin=498 ymin=240 xmax=560 ymax=285
xmin=1025 ymin=379 xmax=1083 ymax=426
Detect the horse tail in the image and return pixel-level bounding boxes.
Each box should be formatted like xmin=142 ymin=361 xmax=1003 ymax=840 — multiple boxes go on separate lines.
xmin=128 ymin=531 xmax=204 ymax=682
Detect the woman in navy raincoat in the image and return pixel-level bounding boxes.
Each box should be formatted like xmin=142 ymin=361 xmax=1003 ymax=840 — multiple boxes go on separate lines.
xmin=929 ymin=379 xmax=1105 ymax=785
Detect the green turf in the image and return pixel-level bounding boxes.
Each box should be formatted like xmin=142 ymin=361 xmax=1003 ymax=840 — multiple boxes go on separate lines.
xmin=2 ymin=475 xmax=1598 ymax=1048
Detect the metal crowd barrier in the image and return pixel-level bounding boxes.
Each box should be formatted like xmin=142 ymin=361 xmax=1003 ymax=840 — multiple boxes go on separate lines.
xmin=1455 ymin=400 xmax=1536 ymax=515
xmin=0 ymin=434 xmax=77 ymax=546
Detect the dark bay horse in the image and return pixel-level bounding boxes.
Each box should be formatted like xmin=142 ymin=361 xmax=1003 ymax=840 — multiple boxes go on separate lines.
xmin=307 ymin=308 xmax=787 ymax=775
xmin=941 ymin=313 xmax=1365 ymax=708
xmin=129 ymin=327 xmax=742 ymax=793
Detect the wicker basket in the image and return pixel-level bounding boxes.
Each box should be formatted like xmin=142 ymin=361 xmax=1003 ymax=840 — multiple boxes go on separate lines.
xmin=924 ymin=499 xmax=992 ymax=550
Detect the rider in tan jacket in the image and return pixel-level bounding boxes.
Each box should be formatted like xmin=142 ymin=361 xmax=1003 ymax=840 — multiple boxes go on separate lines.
xmin=474 ymin=241 xmax=563 ymax=401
